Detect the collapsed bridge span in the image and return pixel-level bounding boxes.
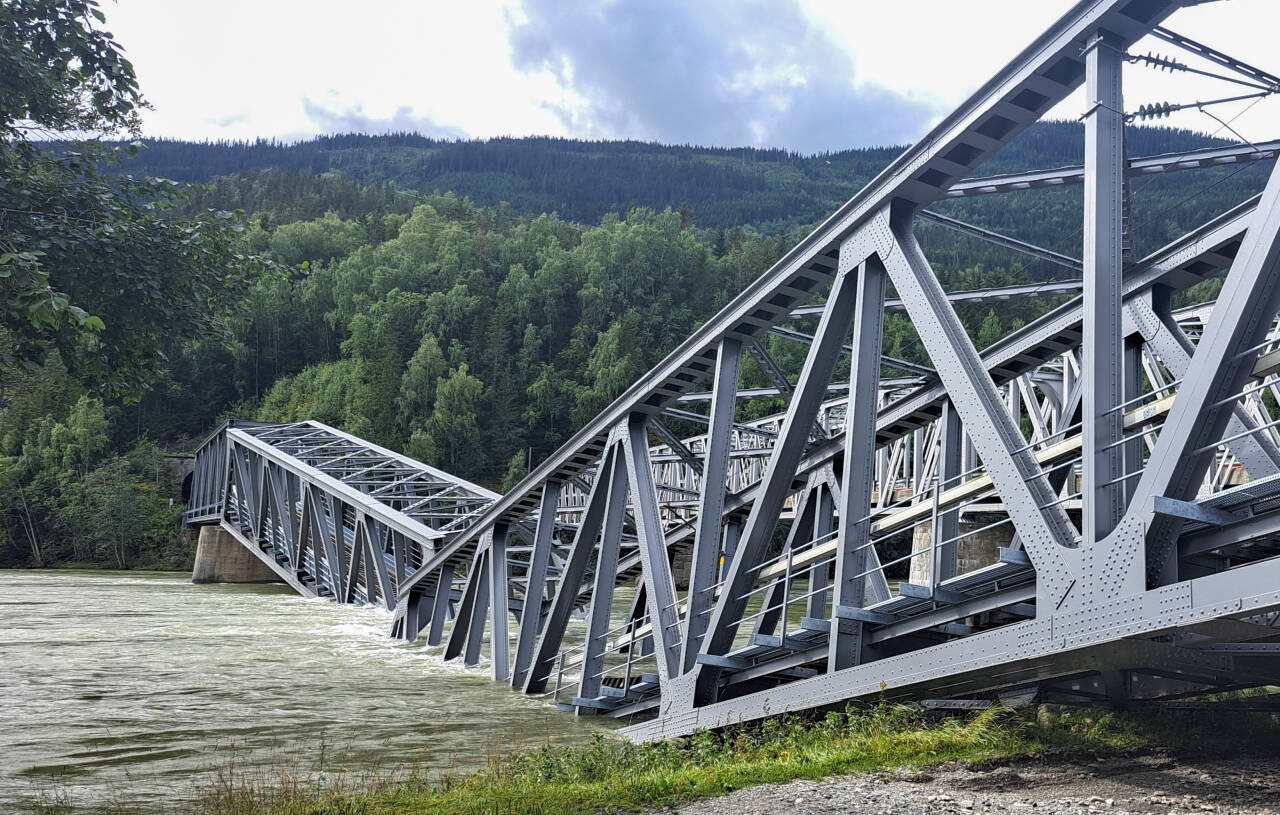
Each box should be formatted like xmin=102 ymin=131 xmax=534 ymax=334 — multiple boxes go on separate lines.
xmin=187 ymin=0 xmax=1280 ymax=740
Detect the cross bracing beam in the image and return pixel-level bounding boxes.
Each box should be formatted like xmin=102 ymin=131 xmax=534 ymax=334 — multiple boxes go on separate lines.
xmin=874 ymin=195 xmax=1258 ymax=449
xmin=768 ymin=326 xmax=936 ymax=378
xmin=916 ymin=210 xmax=1082 ymax=270
xmin=788 ymin=279 xmax=1088 ymax=320
xmin=1151 ymin=26 xmax=1280 ymax=92
xmin=676 ymin=381 xmax=918 ymax=403
xmin=185 ymin=0 xmax=1280 ymax=744
xmin=943 ymin=138 xmax=1280 ymax=199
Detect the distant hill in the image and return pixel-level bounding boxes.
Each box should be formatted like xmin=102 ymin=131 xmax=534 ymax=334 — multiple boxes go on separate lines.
xmin=8 ymin=120 xmax=1274 ymax=570
xmin=111 ymin=123 xmax=1256 ymax=242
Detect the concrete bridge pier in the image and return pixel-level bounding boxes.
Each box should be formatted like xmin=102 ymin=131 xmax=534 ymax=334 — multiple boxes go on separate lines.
xmin=192 ymin=525 xmax=280 ymax=584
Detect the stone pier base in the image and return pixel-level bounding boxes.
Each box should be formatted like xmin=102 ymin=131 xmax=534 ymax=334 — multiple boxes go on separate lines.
xmin=192 ymin=525 xmax=280 ymax=584
xmin=908 ymin=514 xmax=1014 ymax=586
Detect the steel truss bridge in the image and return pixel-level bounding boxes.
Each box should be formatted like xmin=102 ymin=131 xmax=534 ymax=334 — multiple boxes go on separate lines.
xmin=187 ymin=0 xmax=1280 ymax=741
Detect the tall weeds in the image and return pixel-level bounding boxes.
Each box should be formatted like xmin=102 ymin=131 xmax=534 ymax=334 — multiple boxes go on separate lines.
xmin=194 ymin=702 xmax=1280 ymax=815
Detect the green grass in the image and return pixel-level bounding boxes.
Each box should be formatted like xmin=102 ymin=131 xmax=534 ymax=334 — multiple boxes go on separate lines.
xmin=190 ymin=700 xmax=1280 ymax=815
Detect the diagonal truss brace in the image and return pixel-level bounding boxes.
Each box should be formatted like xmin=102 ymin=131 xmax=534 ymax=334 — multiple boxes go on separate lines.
xmin=875 ymin=205 xmax=1078 ymax=606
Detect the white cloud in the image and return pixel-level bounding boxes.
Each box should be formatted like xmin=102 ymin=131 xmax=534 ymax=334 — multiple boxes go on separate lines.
xmin=103 ymin=0 xmax=1280 ymax=150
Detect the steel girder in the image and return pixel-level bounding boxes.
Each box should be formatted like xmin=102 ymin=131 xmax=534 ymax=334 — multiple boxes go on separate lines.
xmin=943 ymin=138 xmax=1280 ymax=199
xmin=184 ymin=0 xmax=1280 ymax=742
xmin=184 ymin=420 xmax=498 ymax=626
xmin=407 ymin=0 xmax=1280 ymax=737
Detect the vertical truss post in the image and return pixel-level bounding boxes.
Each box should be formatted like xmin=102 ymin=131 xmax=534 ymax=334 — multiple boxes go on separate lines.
xmin=525 ymin=448 xmax=618 ymax=693
xmin=370 ymin=522 xmax=396 ymax=610
xmin=1123 ymin=335 xmax=1145 ymax=504
xmin=934 ymin=400 xmax=962 ymax=584
xmin=682 ymin=338 xmax=742 ymax=673
xmin=512 ymin=481 xmax=561 ymax=687
xmin=720 ymin=521 xmax=740 ymax=581
xmin=808 ymin=481 xmax=834 ymax=619
xmin=343 ymin=516 xmax=363 ymax=602
xmin=296 ymin=484 xmax=314 ymax=569
xmin=695 ymin=260 xmax=861 ymax=703
xmin=268 ymin=466 xmax=294 ymax=554
xmin=621 ymin=414 xmax=682 ymax=683
xmin=401 ymin=591 xmax=425 ymax=643
xmin=407 ymin=557 xmax=440 ymax=630
xmin=626 ymin=584 xmax=653 ymax=658
xmin=251 ymin=454 xmax=267 ymax=541
xmin=829 ymin=255 xmax=886 ymax=672
xmin=308 ymin=487 xmax=332 ymax=583
xmin=1082 ymin=31 xmax=1126 ymax=543
xmin=361 ymin=520 xmax=381 ymax=605
xmin=577 ymin=441 xmax=628 ymax=708
xmin=489 ymin=524 xmax=512 ymax=682
xmin=392 ymin=531 xmax=407 ymax=589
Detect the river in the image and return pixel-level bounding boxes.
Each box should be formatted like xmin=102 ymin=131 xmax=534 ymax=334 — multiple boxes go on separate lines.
xmin=0 ymin=570 xmax=608 ymax=813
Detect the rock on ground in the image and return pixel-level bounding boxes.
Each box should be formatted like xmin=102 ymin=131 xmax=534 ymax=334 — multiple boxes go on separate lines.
xmin=655 ymin=754 xmax=1280 ymax=815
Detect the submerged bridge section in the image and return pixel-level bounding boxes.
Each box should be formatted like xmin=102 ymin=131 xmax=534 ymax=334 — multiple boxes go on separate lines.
xmin=188 ymin=0 xmax=1280 ymax=741
xmin=185 ymin=421 xmax=497 ymax=614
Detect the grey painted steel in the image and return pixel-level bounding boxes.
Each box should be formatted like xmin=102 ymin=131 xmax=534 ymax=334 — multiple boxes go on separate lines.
xmin=622 ymin=415 xmax=684 ymax=685
xmin=1128 ymin=297 xmax=1280 ymax=480
xmin=427 ymin=563 xmax=456 ymax=646
xmin=882 ymin=209 xmax=1075 ymax=605
xmin=395 ymin=0 xmax=1185 ymax=598
xmin=489 ymin=526 xmax=511 ymax=681
xmin=830 ymin=255 xmax=886 ymax=674
xmin=683 ymin=339 xmax=743 ymax=672
xmin=1129 ymin=155 xmax=1280 ymax=583
xmin=444 ymin=548 xmax=484 ymax=661
xmin=625 ymin=557 xmax=1280 ymax=740
xmin=917 ymin=210 xmax=1082 ymax=271
xmin=183 ymin=0 xmax=1280 ymax=744
xmin=768 ymin=326 xmax=935 ymax=378
xmin=944 ymin=138 xmax=1280 ymax=198
xmin=789 ymin=280 xmax=1087 ymax=319
xmin=512 ymin=481 xmax=561 ymax=688
xmin=187 ymin=421 xmax=498 ymax=618
xmin=1082 ymin=32 xmax=1126 ymax=544
xmin=1151 ymin=27 xmax=1280 ymax=95
xmin=693 ymin=262 xmax=862 ymax=703
xmin=464 ymin=550 xmax=491 ymax=667
xmin=577 ymin=454 xmax=629 ymax=707
xmin=525 ymin=449 xmax=617 ymax=693
xmin=934 ymin=401 xmax=962 ymax=585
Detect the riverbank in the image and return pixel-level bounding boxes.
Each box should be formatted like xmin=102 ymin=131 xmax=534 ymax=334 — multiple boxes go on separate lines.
xmin=195 ymin=702 xmax=1280 ymax=815
xmin=672 ymin=752 xmax=1280 ymax=815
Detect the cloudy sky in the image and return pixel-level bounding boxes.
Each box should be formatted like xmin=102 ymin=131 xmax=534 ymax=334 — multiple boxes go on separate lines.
xmin=103 ymin=0 xmax=1280 ymax=155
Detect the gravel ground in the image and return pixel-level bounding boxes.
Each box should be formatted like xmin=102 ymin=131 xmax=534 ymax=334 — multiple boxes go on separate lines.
xmin=656 ymin=753 xmax=1280 ymax=815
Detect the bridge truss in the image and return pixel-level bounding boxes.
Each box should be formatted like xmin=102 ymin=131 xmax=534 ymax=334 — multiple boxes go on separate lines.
xmin=188 ymin=0 xmax=1280 ymax=740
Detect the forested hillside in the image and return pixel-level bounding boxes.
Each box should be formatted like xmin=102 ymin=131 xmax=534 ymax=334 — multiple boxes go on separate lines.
xmin=117 ymin=122 xmax=1253 ymax=239
xmin=2 ymin=121 xmax=1271 ymax=569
